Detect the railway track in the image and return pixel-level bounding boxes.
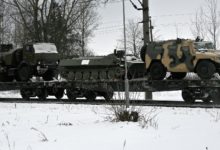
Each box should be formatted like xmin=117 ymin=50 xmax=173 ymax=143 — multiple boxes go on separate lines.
xmin=0 ymin=98 xmax=219 ymax=109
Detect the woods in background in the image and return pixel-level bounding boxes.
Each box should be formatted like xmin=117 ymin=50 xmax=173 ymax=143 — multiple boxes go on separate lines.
xmin=0 ymin=0 xmax=100 ymax=57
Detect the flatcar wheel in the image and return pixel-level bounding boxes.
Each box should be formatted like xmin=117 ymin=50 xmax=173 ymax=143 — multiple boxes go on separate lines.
xmin=103 ymin=91 xmax=114 ymax=101
xmin=16 ymin=65 xmax=30 ymax=81
xmin=196 ymin=60 xmax=216 ymax=80
xmin=149 ymin=62 xmax=166 ymax=80
xmin=20 ymin=89 xmax=30 ymax=101
xmin=85 ymin=91 xmax=96 ymax=101
xmin=202 ymin=98 xmax=211 ymax=103
xmin=170 ymin=72 xmax=187 ymax=80
xmin=66 ymin=89 xmax=76 ymax=101
xmin=102 ymin=86 xmax=114 ymax=101
xmin=182 ymin=89 xmax=195 ymax=103
xmin=211 ymin=88 xmax=220 ymax=104
xmin=55 ymin=88 xmax=64 ymax=100
xmin=37 ymin=89 xmax=47 ymax=101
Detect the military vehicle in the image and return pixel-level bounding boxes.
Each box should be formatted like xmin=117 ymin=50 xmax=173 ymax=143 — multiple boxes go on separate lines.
xmin=59 ymin=53 xmax=124 ymax=81
xmin=59 ymin=50 xmax=146 ymax=101
xmin=0 ymin=43 xmax=59 ymax=82
xmin=59 ymin=50 xmax=146 ymax=81
xmin=140 ymin=39 xmax=220 ymax=80
xmin=125 ymin=55 xmax=146 ymax=79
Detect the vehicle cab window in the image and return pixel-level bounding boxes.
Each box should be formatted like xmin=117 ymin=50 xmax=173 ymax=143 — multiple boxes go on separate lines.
xmin=194 ymin=42 xmax=214 ymax=51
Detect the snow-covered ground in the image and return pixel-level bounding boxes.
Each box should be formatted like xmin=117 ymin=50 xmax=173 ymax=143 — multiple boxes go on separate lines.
xmin=0 ymin=90 xmax=184 ymax=101
xmin=0 ymin=91 xmax=219 ymax=150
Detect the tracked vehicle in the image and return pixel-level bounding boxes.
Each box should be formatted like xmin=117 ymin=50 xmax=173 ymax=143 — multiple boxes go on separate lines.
xmin=141 ymin=39 xmax=220 ymax=80
xmin=59 ymin=50 xmax=146 ymax=101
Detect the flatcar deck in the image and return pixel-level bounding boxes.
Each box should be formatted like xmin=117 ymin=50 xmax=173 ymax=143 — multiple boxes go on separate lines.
xmin=0 ymin=79 xmax=220 ymax=92
xmin=0 ymin=79 xmax=219 ymax=103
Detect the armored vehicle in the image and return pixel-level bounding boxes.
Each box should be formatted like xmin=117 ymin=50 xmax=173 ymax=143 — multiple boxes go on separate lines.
xmin=125 ymin=55 xmax=146 ymax=79
xmin=0 ymin=43 xmax=59 ymax=82
xmin=59 ymin=50 xmax=146 ymax=101
xmin=59 ymin=50 xmax=146 ymax=81
xmin=59 ymin=51 xmax=125 ymax=81
xmin=140 ymin=39 xmax=220 ymax=80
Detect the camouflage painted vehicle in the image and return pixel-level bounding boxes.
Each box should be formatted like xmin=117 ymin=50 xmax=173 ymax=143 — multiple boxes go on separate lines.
xmin=140 ymin=39 xmax=220 ymax=80
xmin=0 ymin=43 xmax=59 ymax=82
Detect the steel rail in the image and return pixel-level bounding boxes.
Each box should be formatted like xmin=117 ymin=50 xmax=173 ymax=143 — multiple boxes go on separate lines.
xmin=0 ymin=98 xmax=219 ymax=109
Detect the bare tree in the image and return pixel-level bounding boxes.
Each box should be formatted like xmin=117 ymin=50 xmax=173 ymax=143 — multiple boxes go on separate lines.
xmin=118 ymin=19 xmax=160 ymax=58
xmin=192 ymin=0 xmax=220 ymax=49
xmin=0 ymin=0 xmax=4 ymax=43
xmin=125 ymin=19 xmax=143 ymax=57
xmin=76 ymin=1 xmax=99 ymax=56
xmin=10 ymin=0 xmax=83 ymax=55
xmin=3 ymin=0 xmax=99 ymax=57
xmin=191 ymin=8 xmax=207 ymax=40
xmin=0 ymin=1 xmax=13 ymax=44
xmin=205 ymin=0 xmax=220 ymax=49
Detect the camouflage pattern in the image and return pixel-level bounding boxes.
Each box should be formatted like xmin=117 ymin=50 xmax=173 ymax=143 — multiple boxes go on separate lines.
xmin=143 ymin=39 xmax=220 ymax=78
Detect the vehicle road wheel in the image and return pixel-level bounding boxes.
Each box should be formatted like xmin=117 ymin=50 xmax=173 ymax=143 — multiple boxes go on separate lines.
xmin=182 ymin=89 xmax=195 ymax=103
xmin=196 ymin=60 xmax=216 ymax=80
xmin=85 ymin=91 xmax=96 ymax=101
xmin=170 ymin=72 xmax=187 ymax=80
xmin=42 ymin=70 xmax=55 ymax=81
xmin=149 ymin=62 xmax=166 ymax=80
xmin=66 ymin=89 xmax=76 ymax=101
xmin=16 ymin=65 xmax=31 ymax=81
xmin=55 ymin=88 xmax=64 ymax=100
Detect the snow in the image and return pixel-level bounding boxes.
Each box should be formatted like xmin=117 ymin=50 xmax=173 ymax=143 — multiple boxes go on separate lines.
xmin=0 ymin=91 xmax=220 ymax=150
xmin=33 ymin=43 xmax=58 ymax=54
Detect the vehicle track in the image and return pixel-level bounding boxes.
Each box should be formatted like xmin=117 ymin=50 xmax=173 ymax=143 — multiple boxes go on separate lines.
xmin=0 ymin=98 xmax=219 ymax=109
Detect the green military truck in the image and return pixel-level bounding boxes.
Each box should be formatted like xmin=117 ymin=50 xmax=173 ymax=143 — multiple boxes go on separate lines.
xmin=141 ymin=39 xmax=220 ymax=80
xmin=0 ymin=43 xmax=59 ymax=82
